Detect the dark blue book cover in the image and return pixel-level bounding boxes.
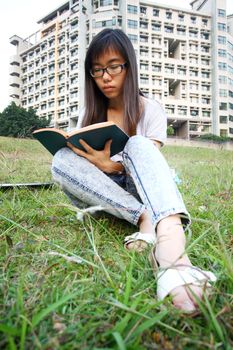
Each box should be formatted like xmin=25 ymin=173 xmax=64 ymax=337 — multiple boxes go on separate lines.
xmin=33 ymin=121 xmax=129 ymax=157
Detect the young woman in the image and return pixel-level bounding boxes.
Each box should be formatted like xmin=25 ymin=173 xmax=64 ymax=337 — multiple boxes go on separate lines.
xmin=52 ymin=28 xmax=216 ymax=312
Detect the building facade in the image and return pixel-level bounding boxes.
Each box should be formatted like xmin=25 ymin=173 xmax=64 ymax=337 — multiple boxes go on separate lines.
xmin=9 ymin=0 xmax=233 ymax=138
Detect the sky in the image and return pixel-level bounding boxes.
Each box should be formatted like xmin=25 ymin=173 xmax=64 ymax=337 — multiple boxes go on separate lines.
xmin=1 ymin=0 xmax=233 ymax=112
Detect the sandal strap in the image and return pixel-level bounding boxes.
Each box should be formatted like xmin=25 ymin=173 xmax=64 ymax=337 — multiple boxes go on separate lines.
xmin=124 ymin=232 xmax=156 ymax=246
xmin=157 ymin=266 xmax=217 ymax=301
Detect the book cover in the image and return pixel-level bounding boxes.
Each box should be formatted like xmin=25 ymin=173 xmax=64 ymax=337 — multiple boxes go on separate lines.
xmin=33 ymin=122 xmax=129 ymax=157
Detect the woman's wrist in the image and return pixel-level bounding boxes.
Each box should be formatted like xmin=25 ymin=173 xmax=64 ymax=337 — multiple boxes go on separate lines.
xmin=103 ymin=160 xmax=125 ymax=174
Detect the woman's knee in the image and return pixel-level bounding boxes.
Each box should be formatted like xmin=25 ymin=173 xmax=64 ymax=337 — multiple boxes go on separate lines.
xmin=123 ymin=135 xmax=159 ymax=159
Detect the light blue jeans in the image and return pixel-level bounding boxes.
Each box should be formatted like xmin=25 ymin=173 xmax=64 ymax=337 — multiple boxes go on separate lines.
xmin=51 ymin=136 xmax=190 ymax=229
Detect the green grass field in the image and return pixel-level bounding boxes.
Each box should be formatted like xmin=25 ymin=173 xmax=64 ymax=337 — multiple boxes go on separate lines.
xmin=0 ymin=136 xmax=233 ymax=349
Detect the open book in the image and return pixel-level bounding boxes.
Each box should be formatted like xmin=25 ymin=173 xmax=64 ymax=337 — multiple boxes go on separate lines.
xmin=32 ymin=121 xmax=129 ymax=156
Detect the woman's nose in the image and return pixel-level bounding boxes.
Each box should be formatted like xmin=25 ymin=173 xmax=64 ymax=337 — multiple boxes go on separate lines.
xmin=102 ymin=70 xmax=112 ymax=81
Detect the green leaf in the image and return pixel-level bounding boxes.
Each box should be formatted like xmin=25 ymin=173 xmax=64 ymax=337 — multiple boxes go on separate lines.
xmin=127 ymin=311 xmax=167 ymax=340
xmin=0 ymin=324 xmax=20 ymax=336
xmin=112 ymin=332 xmax=127 ymax=350
xmin=32 ymin=292 xmax=78 ymax=327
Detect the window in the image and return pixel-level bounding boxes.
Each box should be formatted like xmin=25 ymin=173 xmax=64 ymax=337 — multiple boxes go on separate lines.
xmin=220 ymin=115 xmax=227 ymax=123
xmin=229 ymin=90 xmax=233 ymax=98
xmin=178 ymin=14 xmax=184 ymax=22
xmin=219 ymin=75 xmax=227 ymax=84
xmin=140 ymin=6 xmax=146 ymax=14
xmin=202 ymin=18 xmax=208 ymax=26
xmin=203 ymin=111 xmax=210 ymax=117
xmin=219 ymin=89 xmax=227 ymax=97
xmin=140 ymin=21 xmax=148 ymax=29
xmin=201 ymin=32 xmax=209 ymax=40
xmin=218 ymin=23 xmax=226 ymax=31
xmin=48 ymin=101 xmax=55 ymax=108
xmin=165 ymin=25 xmax=174 ymax=33
xmin=229 ymin=65 xmax=233 ymax=75
xmin=100 ymin=0 xmax=112 ymax=5
xmin=229 ymin=115 xmax=233 ymax=122
xmin=128 ymin=34 xmax=137 ymax=43
xmin=140 ymin=76 xmax=149 ymax=84
xmin=140 ymin=35 xmax=148 ymax=43
xmin=202 ymin=98 xmax=210 ymax=104
xmin=166 ymin=11 xmax=172 ymax=19
xmin=191 ymin=16 xmax=196 ymax=24
xmin=201 ymin=84 xmax=210 ymax=91
xmin=220 ymin=129 xmax=227 ymax=137
xmin=140 ymin=63 xmax=148 ymax=70
xmin=229 ymin=128 xmax=233 ymax=134
xmin=218 ymin=36 xmax=226 ymax=45
xmin=219 ymin=102 xmax=227 ymax=110
xmin=228 ymin=53 xmax=233 ymax=62
xmin=128 ymin=19 xmax=137 ymax=29
xmin=189 ymin=30 xmax=198 ymax=38
xmin=127 ymin=5 xmax=137 ymax=14
xmin=218 ymin=9 xmax=226 ymax=17
xmin=201 ymin=59 xmax=209 ymax=66
xmin=152 ymin=64 xmax=161 ymax=72
xmin=71 ymin=62 xmax=78 ymax=70
xmin=218 ymin=49 xmax=226 ymax=57
xmin=230 ymin=103 xmax=233 ymax=110
xmin=218 ymin=62 xmax=227 ymax=70
xmin=153 ymin=8 xmax=159 ymax=17
xmin=152 ymin=23 xmax=161 ymax=31
xmin=59 ymin=74 xmax=65 ymax=81
xmin=177 ymin=28 xmax=186 ymax=35
xmin=228 ymin=41 xmax=233 ymax=52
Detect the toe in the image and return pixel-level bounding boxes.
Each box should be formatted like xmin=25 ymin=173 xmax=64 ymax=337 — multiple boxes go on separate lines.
xmin=126 ymin=240 xmax=148 ymax=252
xmin=170 ymin=286 xmax=196 ymax=312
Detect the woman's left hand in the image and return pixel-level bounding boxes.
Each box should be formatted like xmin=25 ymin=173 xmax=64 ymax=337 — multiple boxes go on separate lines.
xmin=67 ymin=139 xmax=115 ymax=173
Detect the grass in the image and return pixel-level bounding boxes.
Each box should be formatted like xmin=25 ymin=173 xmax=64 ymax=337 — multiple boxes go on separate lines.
xmin=0 ymin=135 xmax=233 ymax=350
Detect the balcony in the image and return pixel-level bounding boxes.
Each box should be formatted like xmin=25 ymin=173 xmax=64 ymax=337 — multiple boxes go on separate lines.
xmin=9 ymin=54 xmax=20 ymax=66
xmin=9 ymin=75 xmax=20 ymax=86
xmin=9 ymin=65 xmax=20 ymax=75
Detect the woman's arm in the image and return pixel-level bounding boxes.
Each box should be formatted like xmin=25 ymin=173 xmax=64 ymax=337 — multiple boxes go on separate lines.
xmin=67 ymin=139 xmax=124 ymax=174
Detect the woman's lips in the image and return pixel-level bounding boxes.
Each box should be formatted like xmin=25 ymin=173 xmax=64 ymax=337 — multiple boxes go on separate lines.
xmin=103 ymin=86 xmax=115 ymax=91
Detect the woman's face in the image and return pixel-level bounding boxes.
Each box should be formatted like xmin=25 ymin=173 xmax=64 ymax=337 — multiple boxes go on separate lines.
xmin=91 ymin=49 xmax=127 ymax=101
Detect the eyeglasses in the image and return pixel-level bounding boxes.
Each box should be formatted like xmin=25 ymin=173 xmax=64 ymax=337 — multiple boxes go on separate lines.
xmin=90 ymin=62 xmax=127 ymax=78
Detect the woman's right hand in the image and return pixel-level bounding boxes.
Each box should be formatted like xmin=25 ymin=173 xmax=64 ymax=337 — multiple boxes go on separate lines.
xmin=67 ymin=139 xmax=124 ymax=174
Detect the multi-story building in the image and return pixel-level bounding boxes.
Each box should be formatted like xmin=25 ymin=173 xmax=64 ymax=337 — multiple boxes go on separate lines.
xmin=9 ymin=0 xmax=233 ymax=138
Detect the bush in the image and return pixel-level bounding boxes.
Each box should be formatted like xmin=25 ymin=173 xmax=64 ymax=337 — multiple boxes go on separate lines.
xmin=199 ymin=133 xmax=233 ymax=143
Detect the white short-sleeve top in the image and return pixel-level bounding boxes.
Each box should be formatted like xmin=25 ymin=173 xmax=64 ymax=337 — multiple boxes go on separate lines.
xmin=75 ymin=96 xmax=167 ymax=162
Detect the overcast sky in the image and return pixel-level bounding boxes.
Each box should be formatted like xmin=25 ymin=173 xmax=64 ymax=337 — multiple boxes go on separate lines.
xmin=1 ymin=0 xmax=233 ymax=112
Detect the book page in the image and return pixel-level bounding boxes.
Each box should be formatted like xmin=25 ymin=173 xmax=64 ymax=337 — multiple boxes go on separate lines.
xmin=68 ymin=121 xmax=116 ymax=137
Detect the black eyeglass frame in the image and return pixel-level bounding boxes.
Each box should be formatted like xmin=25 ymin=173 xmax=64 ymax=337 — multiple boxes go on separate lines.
xmin=90 ymin=62 xmax=128 ymax=78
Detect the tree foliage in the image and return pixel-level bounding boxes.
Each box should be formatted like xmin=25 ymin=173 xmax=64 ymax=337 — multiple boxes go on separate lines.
xmin=167 ymin=126 xmax=175 ymax=136
xmin=0 ymin=102 xmax=50 ymax=138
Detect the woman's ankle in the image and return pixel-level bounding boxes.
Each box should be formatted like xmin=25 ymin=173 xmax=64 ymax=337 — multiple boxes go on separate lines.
xmin=138 ymin=210 xmax=154 ymax=234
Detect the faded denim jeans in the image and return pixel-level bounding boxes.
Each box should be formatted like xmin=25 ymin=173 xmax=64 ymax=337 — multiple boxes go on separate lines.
xmin=51 ymin=135 xmax=190 ymax=229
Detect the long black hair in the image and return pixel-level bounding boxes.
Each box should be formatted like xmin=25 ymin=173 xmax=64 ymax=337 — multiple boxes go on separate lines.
xmin=82 ymin=28 xmax=144 ymax=136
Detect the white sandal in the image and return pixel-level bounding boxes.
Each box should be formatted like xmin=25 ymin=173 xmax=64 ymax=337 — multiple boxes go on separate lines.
xmin=157 ymin=266 xmax=217 ymax=301
xmin=124 ymin=231 xmax=156 ymax=249
xmin=149 ymin=248 xmax=217 ymax=301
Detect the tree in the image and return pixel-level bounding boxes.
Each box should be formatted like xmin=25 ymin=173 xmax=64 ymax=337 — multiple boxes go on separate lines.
xmin=0 ymin=102 xmax=50 ymax=138
xmin=167 ymin=125 xmax=175 ymax=136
